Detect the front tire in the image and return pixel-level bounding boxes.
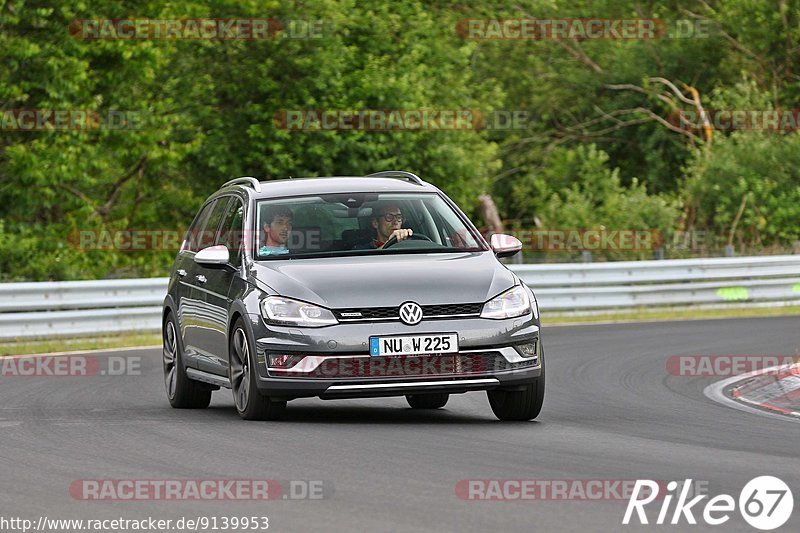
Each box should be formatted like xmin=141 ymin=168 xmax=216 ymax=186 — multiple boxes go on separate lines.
xmin=229 ymin=318 xmax=286 ymax=421
xmin=487 ymin=357 xmax=545 ymax=421
xmin=163 ymin=313 xmax=212 ymax=409
xmin=406 ymin=393 xmax=449 ymax=409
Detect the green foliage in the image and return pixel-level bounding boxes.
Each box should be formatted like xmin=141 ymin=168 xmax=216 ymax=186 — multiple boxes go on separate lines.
xmin=683 ymin=132 xmax=800 ymax=250
xmin=1 ymin=0 xmax=799 ymax=280
xmin=0 ymin=0 xmax=500 ymax=279
xmin=508 ymin=145 xmax=679 ymax=259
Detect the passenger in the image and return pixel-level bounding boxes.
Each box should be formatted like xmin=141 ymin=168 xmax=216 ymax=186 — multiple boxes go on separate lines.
xmin=259 ymin=206 xmax=293 ymax=256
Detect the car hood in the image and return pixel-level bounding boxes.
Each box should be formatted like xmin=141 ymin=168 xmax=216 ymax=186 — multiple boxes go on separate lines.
xmin=250 ymin=252 xmax=516 ymax=308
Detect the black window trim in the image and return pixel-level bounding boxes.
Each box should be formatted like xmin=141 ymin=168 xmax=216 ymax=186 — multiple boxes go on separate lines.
xmin=216 ymin=196 xmax=245 ymax=267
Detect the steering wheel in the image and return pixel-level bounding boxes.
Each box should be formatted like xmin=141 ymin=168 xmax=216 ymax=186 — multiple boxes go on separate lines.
xmin=382 ymin=233 xmax=433 ymax=248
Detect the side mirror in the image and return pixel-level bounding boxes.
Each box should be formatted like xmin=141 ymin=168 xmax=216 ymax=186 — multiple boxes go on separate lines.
xmin=194 ymin=245 xmax=231 ymax=268
xmin=490 ymin=233 xmax=522 ymax=258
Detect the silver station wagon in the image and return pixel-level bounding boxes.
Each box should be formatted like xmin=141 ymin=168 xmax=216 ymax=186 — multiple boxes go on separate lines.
xmin=162 ymin=171 xmax=544 ymax=421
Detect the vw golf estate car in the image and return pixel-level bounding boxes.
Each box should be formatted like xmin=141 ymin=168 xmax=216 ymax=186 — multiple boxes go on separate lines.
xmin=162 ymin=171 xmax=544 ymax=421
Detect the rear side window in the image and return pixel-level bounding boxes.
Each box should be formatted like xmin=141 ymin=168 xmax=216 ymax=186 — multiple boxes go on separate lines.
xmin=181 ymin=202 xmax=214 ymax=252
xmin=184 ymin=197 xmax=231 ymax=252
xmin=216 ymin=199 xmax=244 ymax=266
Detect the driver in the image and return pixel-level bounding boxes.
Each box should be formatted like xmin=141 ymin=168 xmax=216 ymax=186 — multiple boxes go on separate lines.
xmin=356 ymin=203 xmax=412 ymax=249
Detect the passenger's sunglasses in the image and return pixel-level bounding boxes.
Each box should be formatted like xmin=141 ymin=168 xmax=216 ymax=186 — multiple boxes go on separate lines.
xmin=379 ymin=213 xmax=404 ymax=223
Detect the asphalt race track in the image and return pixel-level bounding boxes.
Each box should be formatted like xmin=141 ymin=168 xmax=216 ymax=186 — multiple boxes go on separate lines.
xmin=1 ymin=316 xmax=799 ymax=532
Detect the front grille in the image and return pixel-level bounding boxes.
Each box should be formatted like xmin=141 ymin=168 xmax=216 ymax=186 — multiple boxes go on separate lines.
xmin=424 ymin=303 xmax=483 ymax=316
xmin=267 ymin=352 xmax=536 ymax=379
xmin=334 ymin=303 xmax=482 ymax=321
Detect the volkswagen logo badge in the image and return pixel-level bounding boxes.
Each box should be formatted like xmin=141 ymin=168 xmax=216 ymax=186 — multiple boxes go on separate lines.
xmin=399 ymin=302 xmax=423 ymax=325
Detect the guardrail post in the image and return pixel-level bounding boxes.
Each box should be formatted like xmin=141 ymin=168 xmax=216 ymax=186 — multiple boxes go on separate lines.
xmin=581 ymin=251 xmax=592 ymax=263
xmin=724 ymin=245 xmax=735 ymax=257
xmin=654 ymin=248 xmax=665 ymax=260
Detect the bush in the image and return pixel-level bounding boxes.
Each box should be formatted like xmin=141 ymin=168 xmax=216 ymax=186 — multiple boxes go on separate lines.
xmin=506 ymin=145 xmax=680 ymax=260
xmin=682 ymin=132 xmax=800 ymax=253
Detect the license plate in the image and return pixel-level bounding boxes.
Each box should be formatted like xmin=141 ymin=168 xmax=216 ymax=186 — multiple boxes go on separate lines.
xmin=369 ymin=333 xmax=458 ymax=356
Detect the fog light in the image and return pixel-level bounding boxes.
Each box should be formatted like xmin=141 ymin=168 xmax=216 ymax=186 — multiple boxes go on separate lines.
xmin=268 ymin=353 xmax=305 ymax=369
xmin=516 ymin=340 xmax=538 ymax=358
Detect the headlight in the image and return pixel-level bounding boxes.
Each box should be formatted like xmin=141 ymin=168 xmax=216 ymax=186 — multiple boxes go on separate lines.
xmin=481 ymin=286 xmax=532 ymax=319
xmin=260 ymin=296 xmax=338 ymax=327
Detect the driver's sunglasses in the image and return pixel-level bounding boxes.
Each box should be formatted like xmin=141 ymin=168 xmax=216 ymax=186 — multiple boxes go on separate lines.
xmin=380 ymin=213 xmax=404 ymax=223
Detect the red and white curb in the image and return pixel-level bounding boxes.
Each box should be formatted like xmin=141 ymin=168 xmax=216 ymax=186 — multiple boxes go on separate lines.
xmin=704 ymin=363 xmax=800 ymax=423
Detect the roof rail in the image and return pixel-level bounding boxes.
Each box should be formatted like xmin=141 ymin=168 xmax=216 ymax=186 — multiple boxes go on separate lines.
xmin=220 ymin=176 xmax=262 ymax=193
xmin=366 ymin=170 xmax=424 ymax=185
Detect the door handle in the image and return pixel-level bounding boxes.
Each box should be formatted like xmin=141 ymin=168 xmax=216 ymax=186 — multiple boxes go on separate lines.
xmin=195 ymin=275 xmax=207 ymax=284
xmin=176 ymin=269 xmax=187 ymax=277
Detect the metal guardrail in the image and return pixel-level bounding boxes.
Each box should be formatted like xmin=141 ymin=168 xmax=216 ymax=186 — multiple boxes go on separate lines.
xmin=513 ymin=255 xmax=800 ymax=311
xmin=0 ymin=255 xmax=798 ymax=340
xmin=0 ymin=278 xmax=167 ymax=340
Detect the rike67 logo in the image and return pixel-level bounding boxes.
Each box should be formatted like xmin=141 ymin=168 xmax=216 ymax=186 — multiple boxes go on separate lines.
xmin=623 ymin=477 xmax=793 ymax=530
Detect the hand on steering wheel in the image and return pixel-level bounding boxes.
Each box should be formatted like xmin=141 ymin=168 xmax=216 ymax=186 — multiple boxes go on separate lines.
xmin=382 ymin=230 xmax=432 ymax=248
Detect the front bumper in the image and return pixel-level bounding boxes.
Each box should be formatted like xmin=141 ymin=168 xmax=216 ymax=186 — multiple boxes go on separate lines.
xmin=245 ymin=313 xmax=542 ymax=400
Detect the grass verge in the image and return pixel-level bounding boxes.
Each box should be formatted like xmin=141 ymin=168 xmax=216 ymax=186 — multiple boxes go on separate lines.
xmin=543 ymin=305 xmax=800 ymax=325
xmin=0 ymin=332 xmax=161 ymax=356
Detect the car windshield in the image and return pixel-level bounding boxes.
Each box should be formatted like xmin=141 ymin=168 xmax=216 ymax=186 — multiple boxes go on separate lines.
xmin=253 ymin=192 xmax=486 ymax=260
